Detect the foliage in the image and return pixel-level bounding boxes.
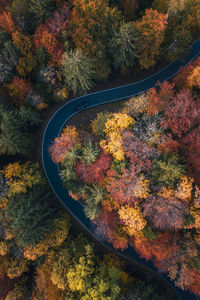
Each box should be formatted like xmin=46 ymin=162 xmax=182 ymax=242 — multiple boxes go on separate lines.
xmin=5 ymin=186 xmax=56 ymax=247
xmin=75 ymin=150 xmax=112 ymax=185
xmin=91 ymin=112 xmax=110 ymax=138
xmin=3 ymin=162 xmax=44 ymax=197
xmin=8 ymin=0 xmax=31 ymax=33
xmin=122 ymin=94 xmax=148 ymax=116
xmin=152 ymin=152 xmax=185 ymax=188
xmin=0 ymin=41 xmax=18 ymax=84
xmin=62 ymin=49 xmax=95 ymax=95
xmin=0 ymin=104 xmax=41 ymax=156
xmin=109 ymin=21 xmax=138 ymax=69
xmin=49 ymin=126 xmax=80 ymax=163
xmin=69 ymin=0 xmax=121 ymax=80
xmin=84 ymin=184 xmax=105 ymax=220
xmin=161 ymin=89 xmax=200 ymax=138
xmin=82 ymin=140 xmax=100 ymax=164
xmin=135 ymin=8 xmax=168 ymax=69
xmin=29 ymin=0 xmax=56 ymax=26
xmin=143 ymin=188 xmax=187 ymax=230
xmin=100 ymin=113 xmax=134 ymax=161
xmin=118 ymin=204 xmax=147 ymax=236
xmin=187 ymin=65 xmax=200 ymax=90
xmin=167 ymin=0 xmax=187 ymax=17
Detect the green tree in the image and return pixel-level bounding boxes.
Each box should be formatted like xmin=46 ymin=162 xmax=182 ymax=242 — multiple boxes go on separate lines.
xmin=152 ymin=152 xmax=185 ymax=188
xmin=167 ymin=24 xmax=192 ymax=61
xmin=28 ymin=0 xmax=55 ymax=26
xmin=84 ymin=184 xmax=105 ymax=220
xmin=0 ymin=41 xmax=18 ymax=84
xmin=0 ymin=173 xmax=8 ymax=200
xmin=5 ymin=186 xmax=56 ymax=247
xmin=91 ymin=112 xmax=110 ymax=139
xmin=0 ymin=106 xmax=41 ymax=156
xmin=82 ymin=141 xmax=100 ymax=165
xmin=62 ymin=49 xmax=95 ymax=96
xmin=8 ymin=0 xmax=31 ymax=33
xmin=109 ymin=21 xmax=138 ymax=69
xmin=69 ymin=0 xmax=121 ymax=81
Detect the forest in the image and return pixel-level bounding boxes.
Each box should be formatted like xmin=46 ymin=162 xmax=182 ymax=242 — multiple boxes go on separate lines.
xmin=0 ymin=0 xmax=200 ymax=299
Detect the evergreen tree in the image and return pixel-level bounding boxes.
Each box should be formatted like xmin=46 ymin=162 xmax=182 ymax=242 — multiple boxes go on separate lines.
xmin=152 ymin=152 xmax=185 ymax=188
xmin=84 ymin=184 xmax=105 ymax=220
xmin=5 ymin=186 xmax=56 ymax=247
xmin=8 ymin=0 xmax=31 ymax=33
xmin=28 ymin=0 xmax=56 ymax=26
xmin=62 ymin=49 xmax=95 ymax=95
xmin=0 ymin=103 xmax=41 ymax=156
xmin=82 ymin=141 xmax=100 ymax=165
xmin=0 ymin=41 xmax=18 ymax=84
xmin=109 ymin=21 xmax=138 ymax=69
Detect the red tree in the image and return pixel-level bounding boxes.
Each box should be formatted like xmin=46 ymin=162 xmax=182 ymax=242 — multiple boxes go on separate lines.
xmin=161 ymin=89 xmax=200 ymax=138
xmin=75 ymin=150 xmax=112 ymax=184
xmin=122 ymin=131 xmax=155 ymax=172
xmin=131 ymin=232 xmax=180 ymax=264
xmin=142 ymin=190 xmax=187 ymax=231
xmin=0 ymin=11 xmax=15 ymax=34
xmin=95 ymin=207 xmax=129 ymax=250
xmin=49 ymin=126 xmax=80 ymax=163
xmin=181 ymin=125 xmax=200 ymax=183
xmin=147 ymin=81 xmax=175 ymax=115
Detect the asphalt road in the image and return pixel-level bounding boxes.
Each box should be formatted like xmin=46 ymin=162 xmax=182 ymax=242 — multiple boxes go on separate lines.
xmin=42 ymin=40 xmax=200 ymax=300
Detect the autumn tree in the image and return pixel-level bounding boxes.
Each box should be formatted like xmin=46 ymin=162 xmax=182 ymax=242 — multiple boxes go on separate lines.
xmin=100 ymin=113 xmax=134 ymax=161
xmin=181 ymin=125 xmax=200 ymax=182
xmin=161 ymin=89 xmax=200 ymax=138
xmin=49 ymin=126 xmax=80 ymax=163
xmin=2 ymin=161 xmax=44 ymax=197
xmin=143 ymin=188 xmax=187 ymax=231
xmin=75 ymin=150 xmax=112 ymax=185
xmin=135 ymin=8 xmax=168 ymax=69
xmin=187 ymin=65 xmax=200 ymax=90
xmin=118 ymin=204 xmax=146 ymax=236
xmin=69 ymin=0 xmax=121 ymax=80
xmin=132 ymin=232 xmax=180 ymax=265
xmin=122 ymin=94 xmax=148 ymax=116
xmin=147 ymin=81 xmax=175 ymax=115
xmin=167 ymin=0 xmax=187 ymax=17
xmin=122 ymin=131 xmax=155 ymax=172
xmin=62 ymin=49 xmax=95 ymax=95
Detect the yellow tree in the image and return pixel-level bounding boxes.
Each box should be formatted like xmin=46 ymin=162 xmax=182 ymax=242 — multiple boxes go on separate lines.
xmin=3 ymin=162 xmax=45 ymax=197
xmin=118 ymin=204 xmax=146 ymax=236
xmin=100 ymin=113 xmax=134 ymax=161
xmin=187 ymin=66 xmax=200 ymax=90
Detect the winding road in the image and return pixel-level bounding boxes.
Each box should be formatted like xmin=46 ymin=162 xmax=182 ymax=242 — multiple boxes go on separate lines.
xmin=42 ymin=40 xmax=200 ymax=300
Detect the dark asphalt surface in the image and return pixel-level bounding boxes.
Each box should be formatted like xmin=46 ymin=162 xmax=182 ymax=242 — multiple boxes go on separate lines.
xmin=42 ymin=40 xmax=200 ymax=300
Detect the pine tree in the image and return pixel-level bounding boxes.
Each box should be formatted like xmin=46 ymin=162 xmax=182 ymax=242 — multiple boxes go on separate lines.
xmin=109 ymin=21 xmax=138 ymax=69
xmin=5 ymin=186 xmax=56 ymax=247
xmin=62 ymin=49 xmax=95 ymax=95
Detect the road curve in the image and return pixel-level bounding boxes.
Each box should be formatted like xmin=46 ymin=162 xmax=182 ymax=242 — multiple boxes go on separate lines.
xmin=42 ymin=40 xmax=200 ymax=300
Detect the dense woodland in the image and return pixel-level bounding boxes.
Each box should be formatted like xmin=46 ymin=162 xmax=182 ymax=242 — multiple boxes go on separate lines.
xmin=0 ymin=0 xmax=200 ymax=299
